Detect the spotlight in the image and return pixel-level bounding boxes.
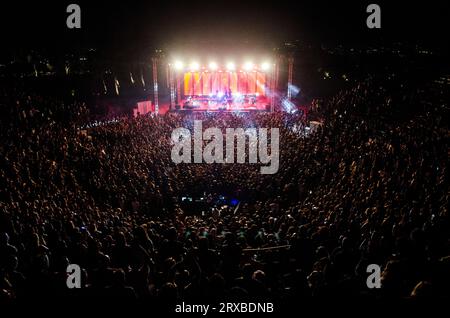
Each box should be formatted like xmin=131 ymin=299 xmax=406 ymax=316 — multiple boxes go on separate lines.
xmin=190 ymin=61 xmax=199 ymax=72
xmin=282 ymin=98 xmax=296 ymax=113
xmin=209 ymin=61 xmax=218 ymax=71
xmin=226 ymin=62 xmax=235 ymax=71
xmin=174 ymin=60 xmax=184 ymax=70
xmin=243 ymin=61 xmax=254 ymax=71
xmin=261 ymin=61 xmax=271 ymax=71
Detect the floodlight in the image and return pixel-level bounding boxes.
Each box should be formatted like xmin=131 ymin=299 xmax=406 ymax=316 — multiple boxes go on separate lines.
xmin=243 ymin=61 xmax=254 ymax=71
xmin=190 ymin=61 xmax=200 ymax=72
xmin=261 ymin=61 xmax=271 ymax=71
xmin=226 ymin=62 xmax=235 ymax=71
xmin=209 ymin=61 xmax=218 ymax=71
xmin=174 ymin=60 xmax=184 ymax=70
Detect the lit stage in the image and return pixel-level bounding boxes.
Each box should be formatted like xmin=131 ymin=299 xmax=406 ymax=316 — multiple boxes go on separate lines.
xmin=167 ymin=59 xmax=276 ymax=112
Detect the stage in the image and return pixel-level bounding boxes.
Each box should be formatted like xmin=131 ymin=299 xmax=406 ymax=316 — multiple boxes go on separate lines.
xmin=165 ymin=59 xmax=276 ymax=113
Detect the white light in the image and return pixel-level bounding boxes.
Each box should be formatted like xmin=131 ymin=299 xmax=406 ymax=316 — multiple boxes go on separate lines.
xmin=282 ymin=98 xmax=296 ymax=113
xmin=226 ymin=62 xmax=235 ymax=71
xmin=243 ymin=61 xmax=254 ymax=71
xmin=174 ymin=60 xmax=184 ymax=70
xmin=209 ymin=62 xmax=218 ymax=71
xmin=261 ymin=61 xmax=271 ymax=71
xmin=190 ymin=61 xmax=200 ymax=72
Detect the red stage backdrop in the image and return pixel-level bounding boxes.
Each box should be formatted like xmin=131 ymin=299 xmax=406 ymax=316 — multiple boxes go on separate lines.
xmin=183 ymin=71 xmax=266 ymax=96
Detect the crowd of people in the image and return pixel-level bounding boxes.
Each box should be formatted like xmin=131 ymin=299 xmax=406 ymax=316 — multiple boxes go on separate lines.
xmin=0 ymin=77 xmax=448 ymax=308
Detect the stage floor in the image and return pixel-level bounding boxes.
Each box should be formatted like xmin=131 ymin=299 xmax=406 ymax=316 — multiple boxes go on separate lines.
xmin=177 ymin=96 xmax=270 ymax=112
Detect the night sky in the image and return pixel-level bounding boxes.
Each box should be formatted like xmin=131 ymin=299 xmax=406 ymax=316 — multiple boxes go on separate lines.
xmin=0 ymin=1 xmax=448 ymax=53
